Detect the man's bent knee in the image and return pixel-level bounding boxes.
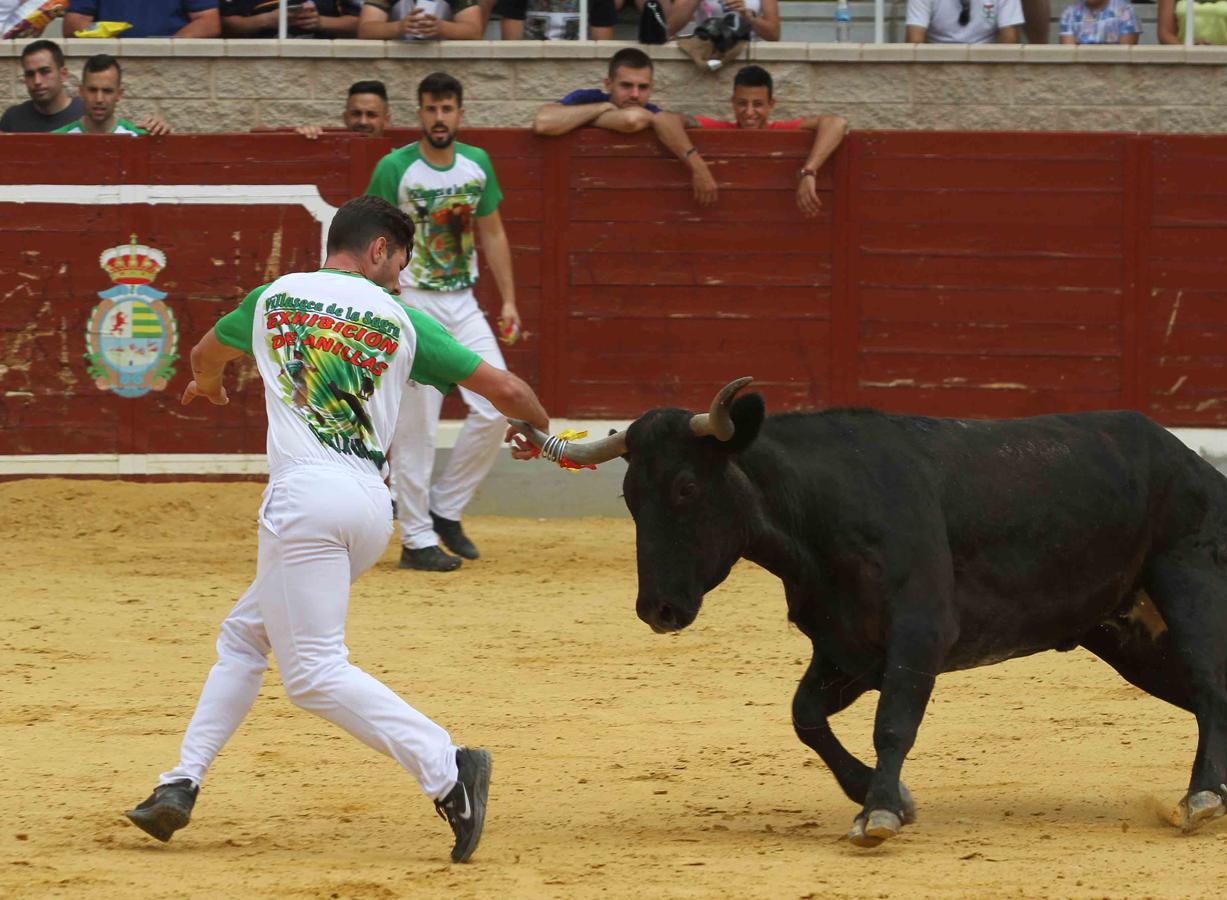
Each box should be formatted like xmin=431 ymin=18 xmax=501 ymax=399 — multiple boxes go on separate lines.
xmin=281 ymin=661 xmax=347 ymax=711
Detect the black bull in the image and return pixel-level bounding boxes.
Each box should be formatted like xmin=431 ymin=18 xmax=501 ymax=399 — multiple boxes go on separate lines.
xmin=511 ymin=378 xmax=1227 ymax=846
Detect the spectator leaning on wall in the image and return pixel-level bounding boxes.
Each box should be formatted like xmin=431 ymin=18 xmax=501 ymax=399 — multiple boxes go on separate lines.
xmin=905 ymin=0 xmax=1023 ymax=42
xmin=1058 ymin=0 xmax=1138 ymax=43
xmin=295 ymin=79 xmax=391 ymax=139
xmin=52 ymin=54 xmax=171 ymax=136
xmin=357 ymin=0 xmax=482 ymax=40
xmin=64 ymin=0 xmax=222 ymax=37
xmin=531 ymin=47 xmax=661 ymax=137
xmin=0 ymin=39 xmax=84 ymax=133
xmin=651 ymin=65 xmax=846 ymax=217
xmin=221 ymin=0 xmax=361 ymax=37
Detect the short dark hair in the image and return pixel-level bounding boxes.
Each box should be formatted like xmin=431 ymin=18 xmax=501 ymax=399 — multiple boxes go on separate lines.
xmin=21 ymin=39 xmax=64 ymax=68
xmin=417 ymin=72 xmax=462 ymax=108
xmin=734 ymin=65 xmax=773 ymax=99
xmin=608 ymin=47 xmax=653 ymax=79
xmin=348 ymin=80 xmax=388 ymax=103
xmin=326 ymin=196 xmax=415 ymax=258
xmin=82 ymin=54 xmax=122 ymax=82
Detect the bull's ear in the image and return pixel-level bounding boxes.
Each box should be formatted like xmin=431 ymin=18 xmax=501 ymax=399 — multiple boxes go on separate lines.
xmin=724 ymin=392 xmax=765 ymax=454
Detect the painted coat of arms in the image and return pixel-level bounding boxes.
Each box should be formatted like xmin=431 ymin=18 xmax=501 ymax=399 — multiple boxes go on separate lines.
xmin=84 ymin=235 xmax=179 ymax=398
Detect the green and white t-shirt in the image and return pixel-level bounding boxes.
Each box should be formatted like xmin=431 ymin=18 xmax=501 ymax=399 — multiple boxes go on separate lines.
xmin=52 ymin=118 xmax=146 ymax=135
xmin=214 ymin=269 xmax=481 ymax=478
xmin=365 ymin=141 xmax=502 ymax=293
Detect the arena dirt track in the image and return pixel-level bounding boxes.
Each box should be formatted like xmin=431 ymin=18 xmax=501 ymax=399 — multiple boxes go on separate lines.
xmin=2 ymin=479 xmax=1224 ymax=899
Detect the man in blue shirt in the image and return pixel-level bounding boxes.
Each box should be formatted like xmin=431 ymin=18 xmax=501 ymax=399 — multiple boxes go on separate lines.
xmin=531 ymin=47 xmax=663 ymax=137
xmin=64 ymin=0 xmax=221 ymax=37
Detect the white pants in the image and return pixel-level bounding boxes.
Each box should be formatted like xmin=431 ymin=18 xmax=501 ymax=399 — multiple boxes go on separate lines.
xmin=159 ymin=463 xmax=459 ymax=800
xmin=392 ymin=287 xmax=507 ymax=550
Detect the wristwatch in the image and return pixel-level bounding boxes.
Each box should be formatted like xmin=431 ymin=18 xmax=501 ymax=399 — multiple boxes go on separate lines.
xmin=798 ymin=168 xmax=817 ymax=180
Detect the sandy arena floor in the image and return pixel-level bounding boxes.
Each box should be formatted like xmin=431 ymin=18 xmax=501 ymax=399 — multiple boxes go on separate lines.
xmin=1 ymin=479 xmax=1224 ymax=899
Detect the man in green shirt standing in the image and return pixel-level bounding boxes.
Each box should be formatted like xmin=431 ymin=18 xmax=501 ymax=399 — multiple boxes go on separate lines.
xmin=52 ymin=54 xmax=171 ymax=136
xmin=366 ymin=72 xmax=520 ymax=572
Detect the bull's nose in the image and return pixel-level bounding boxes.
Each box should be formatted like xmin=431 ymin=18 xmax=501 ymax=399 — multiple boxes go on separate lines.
xmin=638 ymin=598 xmax=683 ymax=634
xmin=655 ymin=604 xmax=682 ymax=631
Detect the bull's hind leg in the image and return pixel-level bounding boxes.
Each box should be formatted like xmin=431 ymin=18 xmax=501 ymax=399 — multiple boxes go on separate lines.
xmin=791 ymin=648 xmax=918 ymax=824
xmin=1142 ymin=557 xmax=1227 ymax=831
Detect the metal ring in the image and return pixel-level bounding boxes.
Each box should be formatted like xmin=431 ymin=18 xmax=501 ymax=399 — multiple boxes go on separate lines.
xmin=540 ymin=435 xmax=569 ymax=464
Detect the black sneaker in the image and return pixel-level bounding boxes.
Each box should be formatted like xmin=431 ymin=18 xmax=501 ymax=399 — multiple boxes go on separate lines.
xmin=434 ymin=747 xmax=492 ymax=863
xmin=400 ymin=545 xmax=462 ymax=572
xmin=124 ymin=779 xmax=198 ymax=843
xmin=430 ymin=512 xmax=480 ymax=560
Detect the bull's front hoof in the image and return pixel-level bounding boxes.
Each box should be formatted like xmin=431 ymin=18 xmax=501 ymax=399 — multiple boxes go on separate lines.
xmin=1178 ymin=788 xmax=1226 ymax=833
xmin=846 ymin=809 xmax=903 ymax=848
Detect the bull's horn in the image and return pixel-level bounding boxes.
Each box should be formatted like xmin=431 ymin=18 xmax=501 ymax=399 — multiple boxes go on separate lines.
xmin=507 ymin=420 xmax=628 ymax=466
xmin=690 ymin=376 xmax=754 ymax=441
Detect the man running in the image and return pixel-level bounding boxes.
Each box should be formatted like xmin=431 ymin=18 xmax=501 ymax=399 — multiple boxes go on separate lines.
xmin=123 ymin=195 xmax=550 ymax=863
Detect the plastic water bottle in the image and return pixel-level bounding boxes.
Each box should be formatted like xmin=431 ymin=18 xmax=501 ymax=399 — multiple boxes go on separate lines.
xmin=834 ymin=0 xmax=852 ymax=41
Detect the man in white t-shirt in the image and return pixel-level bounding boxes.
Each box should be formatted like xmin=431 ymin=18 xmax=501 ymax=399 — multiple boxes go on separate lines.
xmin=122 ymin=195 xmax=550 ymax=864
xmin=906 ymin=0 xmax=1023 ymax=42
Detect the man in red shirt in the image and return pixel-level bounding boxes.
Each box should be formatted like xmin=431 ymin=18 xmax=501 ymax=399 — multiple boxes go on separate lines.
xmin=652 ymin=64 xmax=847 ymax=217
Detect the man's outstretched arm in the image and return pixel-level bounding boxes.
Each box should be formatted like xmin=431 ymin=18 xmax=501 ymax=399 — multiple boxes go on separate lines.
xmin=182 ymin=329 xmax=245 ymax=406
xmin=461 ymin=362 xmax=549 ymax=431
xmin=795 ymin=114 xmax=848 ymax=217
xmin=651 ymin=111 xmax=717 ymax=206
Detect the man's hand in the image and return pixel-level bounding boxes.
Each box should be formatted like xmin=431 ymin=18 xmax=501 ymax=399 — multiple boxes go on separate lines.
xmin=796 ymin=174 xmax=821 ymax=217
xmin=505 ymin=428 xmax=542 ymax=460
xmin=288 ymin=2 xmax=321 ymax=31
xmin=499 ymin=300 xmax=521 ymax=334
xmin=594 ymin=106 xmax=655 ymax=133
xmin=691 ymin=158 xmax=718 ymax=206
xmin=181 ymin=379 xmax=229 ymax=406
xmin=724 ymin=0 xmax=748 ymax=12
xmin=405 ymin=9 xmax=441 ymax=37
xmin=295 ymin=125 xmax=323 ymax=140
xmin=139 ymin=116 xmax=172 ymax=136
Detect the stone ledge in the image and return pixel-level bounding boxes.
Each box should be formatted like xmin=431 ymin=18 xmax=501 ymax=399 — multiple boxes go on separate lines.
xmin=1140 ymin=45 xmax=1188 ymax=63
xmin=1021 ymin=44 xmax=1075 ymax=63
xmin=541 ymin=40 xmax=599 ymax=58
xmin=1185 ymin=45 xmax=1227 ymax=64
xmin=171 ymin=38 xmax=227 ymax=57
xmin=0 ymin=38 xmax=1220 ymax=65
xmin=859 ymin=43 xmax=916 ymax=61
xmin=327 ymin=39 xmax=386 ymax=58
xmin=967 ymin=44 xmax=1024 ymax=62
xmin=807 ymin=42 xmax=862 ymax=60
xmin=751 ymin=41 xmax=812 ymax=61
xmin=222 ymin=38 xmax=281 ymax=57
xmin=277 ymin=40 xmax=334 ymax=57
xmin=62 ymin=38 xmax=123 ymax=56
xmin=914 ymin=43 xmax=969 ymax=61
xmin=105 ymin=38 xmax=169 ymax=57
xmin=386 ymin=41 xmax=442 ymax=58
xmin=1074 ymin=44 xmax=1133 ymax=62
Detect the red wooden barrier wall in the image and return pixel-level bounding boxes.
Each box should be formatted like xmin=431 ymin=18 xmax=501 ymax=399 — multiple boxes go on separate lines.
xmin=1 ymin=129 xmax=1225 ymax=456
